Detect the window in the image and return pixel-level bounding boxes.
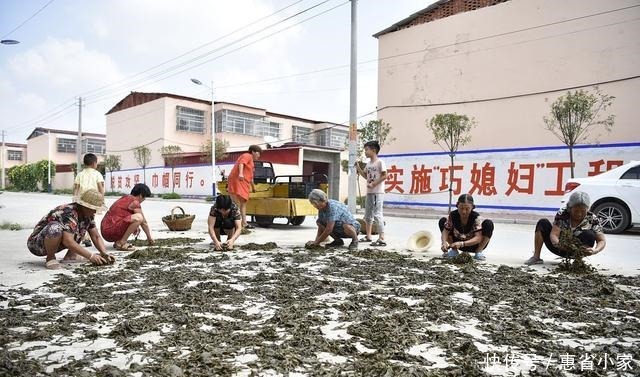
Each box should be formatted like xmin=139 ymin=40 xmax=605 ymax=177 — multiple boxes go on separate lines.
xmin=7 ymin=150 xmax=23 ymax=161
xmin=316 ymin=128 xmax=348 ymax=148
xmin=84 ymin=138 xmax=106 ymax=154
xmin=621 ymin=166 xmax=640 ymax=180
xmin=218 ymin=109 xmax=280 ymax=138
xmin=176 ymin=106 xmax=205 ymax=133
xmin=57 ymin=138 xmax=76 ymax=153
xmin=292 ymin=126 xmax=312 ymax=144
xmin=264 ymin=122 xmax=281 ymax=138
xmin=329 ymin=128 xmax=348 ymax=148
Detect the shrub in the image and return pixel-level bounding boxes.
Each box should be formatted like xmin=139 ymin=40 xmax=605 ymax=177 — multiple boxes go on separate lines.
xmin=161 ymin=192 xmax=181 ymax=200
xmin=53 ymin=189 xmax=73 ymax=195
xmin=0 ymin=222 xmax=22 ymax=231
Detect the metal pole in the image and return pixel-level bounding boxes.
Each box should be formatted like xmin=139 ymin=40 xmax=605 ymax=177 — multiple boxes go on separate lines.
xmin=76 ymin=97 xmax=83 ymax=175
xmin=0 ymin=130 xmax=5 ymax=190
xmin=48 ymin=130 xmax=51 ymax=192
xmin=211 ymin=81 xmax=216 ymax=197
xmin=347 ymin=0 xmax=358 ymax=213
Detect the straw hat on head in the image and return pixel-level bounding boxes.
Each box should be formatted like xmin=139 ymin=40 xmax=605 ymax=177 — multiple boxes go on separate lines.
xmin=75 ymin=189 xmax=107 ymax=213
xmin=407 ymin=230 xmax=434 ymax=252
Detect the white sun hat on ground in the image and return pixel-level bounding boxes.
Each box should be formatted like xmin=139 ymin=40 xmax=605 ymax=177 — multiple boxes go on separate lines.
xmin=407 ymin=230 xmax=434 ymax=252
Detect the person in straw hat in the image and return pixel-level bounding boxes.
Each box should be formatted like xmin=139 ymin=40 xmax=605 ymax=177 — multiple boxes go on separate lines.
xmin=101 ymin=183 xmax=155 ymax=251
xmin=27 ymin=189 xmax=115 ymax=270
xmin=438 ymin=194 xmax=494 ymax=261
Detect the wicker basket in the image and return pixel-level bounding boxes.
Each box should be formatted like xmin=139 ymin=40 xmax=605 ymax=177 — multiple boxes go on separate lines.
xmin=162 ymin=206 xmax=195 ymax=231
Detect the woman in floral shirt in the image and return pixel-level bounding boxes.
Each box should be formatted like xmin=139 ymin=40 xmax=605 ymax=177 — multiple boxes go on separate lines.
xmin=438 ymin=194 xmax=494 ymax=261
xmin=27 ymin=189 xmax=115 ymax=270
xmin=525 ymin=191 xmax=606 ymax=265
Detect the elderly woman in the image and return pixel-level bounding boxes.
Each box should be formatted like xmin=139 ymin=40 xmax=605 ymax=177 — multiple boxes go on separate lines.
xmin=438 ymin=194 xmax=494 ymax=261
xmin=27 ymin=189 xmax=115 ymax=270
xmin=525 ymin=191 xmax=606 ymax=265
xmin=306 ymin=189 xmax=361 ymax=251
xmin=227 ymin=145 xmax=262 ymax=229
xmin=208 ymin=195 xmax=242 ymax=251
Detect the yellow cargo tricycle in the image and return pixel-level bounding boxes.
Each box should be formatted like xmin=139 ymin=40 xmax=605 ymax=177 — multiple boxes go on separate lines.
xmin=217 ymin=161 xmax=329 ymax=227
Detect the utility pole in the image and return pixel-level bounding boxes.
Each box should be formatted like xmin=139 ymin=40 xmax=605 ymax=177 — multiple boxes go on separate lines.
xmin=0 ymin=130 xmax=5 ymax=190
xmin=347 ymin=0 xmax=358 ymax=213
xmin=76 ymin=97 xmax=83 ymax=175
xmin=48 ymin=130 xmax=52 ymax=192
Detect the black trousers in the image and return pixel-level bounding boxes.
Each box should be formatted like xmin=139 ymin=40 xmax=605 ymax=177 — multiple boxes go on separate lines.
xmin=438 ymin=217 xmax=494 ymax=252
xmin=535 ymin=218 xmax=596 ymax=258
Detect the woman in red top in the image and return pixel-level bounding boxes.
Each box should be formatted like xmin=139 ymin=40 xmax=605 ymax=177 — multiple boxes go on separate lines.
xmin=101 ymin=183 xmax=155 ymax=250
xmin=227 ymin=145 xmax=262 ymax=229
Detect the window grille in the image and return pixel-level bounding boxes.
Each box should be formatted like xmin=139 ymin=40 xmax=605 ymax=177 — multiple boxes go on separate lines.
xmin=292 ymin=126 xmax=312 ymax=144
xmin=176 ymin=106 xmax=205 ymax=133
xmin=8 ymin=150 xmax=23 ymax=161
xmin=57 ymin=138 xmax=76 ymax=153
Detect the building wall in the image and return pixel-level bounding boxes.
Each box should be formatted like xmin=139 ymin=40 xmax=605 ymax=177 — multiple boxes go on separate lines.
xmin=2 ymin=144 xmax=27 ymax=170
xmin=377 ymin=0 xmax=639 ymax=154
xmin=375 ymin=0 xmax=640 ymax=213
xmin=106 ymin=98 xmax=166 ymax=170
xmin=107 ymin=96 xmax=350 ymax=198
xmin=163 ymin=97 xmax=212 ymax=155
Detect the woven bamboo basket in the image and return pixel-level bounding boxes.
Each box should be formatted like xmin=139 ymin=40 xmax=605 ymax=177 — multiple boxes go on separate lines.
xmin=162 ymin=206 xmax=195 ymax=231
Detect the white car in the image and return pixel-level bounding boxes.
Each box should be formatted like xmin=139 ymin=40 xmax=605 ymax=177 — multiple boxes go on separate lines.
xmin=562 ymin=160 xmax=640 ymax=234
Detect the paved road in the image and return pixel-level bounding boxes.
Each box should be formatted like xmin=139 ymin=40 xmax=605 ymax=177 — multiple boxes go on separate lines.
xmin=1 ymin=192 xmax=639 ymax=289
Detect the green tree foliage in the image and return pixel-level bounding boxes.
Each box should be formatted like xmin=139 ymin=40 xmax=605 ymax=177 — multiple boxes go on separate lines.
xmin=427 ymin=113 xmax=476 ymax=213
xmin=103 ymin=155 xmax=121 ymax=173
xmin=341 ymin=119 xmax=396 ymax=173
xmin=543 ymin=88 xmax=615 ymax=178
xmin=7 ymin=160 xmax=56 ymax=192
xmin=103 ymin=155 xmax=122 ymax=191
xmin=133 ymin=145 xmax=152 ymax=184
xmin=200 ymin=137 xmax=229 ymax=163
xmin=159 ymin=145 xmax=183 ymax=193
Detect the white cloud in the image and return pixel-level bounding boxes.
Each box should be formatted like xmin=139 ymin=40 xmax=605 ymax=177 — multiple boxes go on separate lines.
xmin=8 ymin=37 xmax=123 ymax=88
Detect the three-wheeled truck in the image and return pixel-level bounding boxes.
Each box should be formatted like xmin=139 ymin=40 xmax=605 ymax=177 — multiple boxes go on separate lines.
xmin=217 ymin=161 xmax=329 ymax=227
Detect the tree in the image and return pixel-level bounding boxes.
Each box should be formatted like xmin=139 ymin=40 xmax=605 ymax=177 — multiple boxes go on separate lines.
xmin=103 ymin=155 xmax=121 ymax=191
xmin=341 ymin=119 xmax=396 ymax=173
xmin=200 ymin=137 xmax=229 ymax=163
xmin=7 ymin=160 xmax=55 ymax=192
xmin=543 ymin=88 xmax=615 ymax=178
xmin=427 ymin=113 xmax=476 ymax=213
xmin=133 ymin=145 xmax=152 ymax=184
xmin=159 ymin=145 xmax=183 ymax=193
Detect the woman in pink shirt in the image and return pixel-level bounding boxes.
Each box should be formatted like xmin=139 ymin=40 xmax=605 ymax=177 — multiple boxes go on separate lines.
xmin=101 ymin=183 xmax=155 ymax=250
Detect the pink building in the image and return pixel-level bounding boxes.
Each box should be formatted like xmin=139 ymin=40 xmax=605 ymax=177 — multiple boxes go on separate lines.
xmin=25 ymin=127 xmax=106 ymax=190
xmin=373 ymin=0 xmax=640 ymax=213
xmin=0 ymin=142 xmax=27 ymax=189
xmin=105 ymin=92 xmax=349 ymax=199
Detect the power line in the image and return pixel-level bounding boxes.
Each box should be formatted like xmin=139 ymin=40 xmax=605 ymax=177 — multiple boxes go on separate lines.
xmin=9 ymin=3 xmax=638 ymax=136
xmin=78 ymin=0 xmax=307 ymax=99
xmin=83 ymin=0 xmax=349 ymax=107
xmin=1 ymin=0 xmax=56 ymax=39
xmin=7 ymin=0 xmax=337 ymax=134
xmin=83 ymin=0 xmax=336 ymax=104
xmin=377 ymin=75 xmax=640 ymax=109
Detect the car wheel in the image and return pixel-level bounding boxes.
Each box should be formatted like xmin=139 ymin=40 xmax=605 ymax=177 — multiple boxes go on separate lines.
xmin=254 ymin=215 xmax=274 ymax=228
xmin=593 ymin=202 xmax=630 ymax=234
xmin=288 ymin=216 xmax=305 ymax=226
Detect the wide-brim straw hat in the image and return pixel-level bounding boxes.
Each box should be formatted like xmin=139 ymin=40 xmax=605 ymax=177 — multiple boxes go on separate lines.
xmin=407 ymin=230 xmax=434 ymax=252
xmin=75 ymin=189 xmax=107 ymax=214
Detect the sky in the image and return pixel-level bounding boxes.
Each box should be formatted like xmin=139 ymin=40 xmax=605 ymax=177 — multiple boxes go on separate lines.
xmin=0 ymin=0 xmax=434 ymax=144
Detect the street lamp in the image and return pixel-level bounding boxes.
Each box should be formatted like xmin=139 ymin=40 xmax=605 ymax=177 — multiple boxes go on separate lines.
xmin=191 ymin=78 xmax=216 ymax=197
xmin=1 ymin=39 xmax=20 ymax=45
